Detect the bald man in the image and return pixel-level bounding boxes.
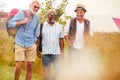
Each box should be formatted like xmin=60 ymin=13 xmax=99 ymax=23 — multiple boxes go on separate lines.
xmin=37 ymin=9 xmax=64 ymax=80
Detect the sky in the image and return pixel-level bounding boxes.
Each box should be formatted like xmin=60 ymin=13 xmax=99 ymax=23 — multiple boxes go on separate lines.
xmin=2 ymin=0 xmax=120 ymax=16
xmin=3 ymin=0 xmax=34 ymax=12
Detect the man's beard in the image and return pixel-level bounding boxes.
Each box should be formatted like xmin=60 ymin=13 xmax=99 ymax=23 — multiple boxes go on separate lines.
xmin=30 ymin=9 xmax=35 ymax=14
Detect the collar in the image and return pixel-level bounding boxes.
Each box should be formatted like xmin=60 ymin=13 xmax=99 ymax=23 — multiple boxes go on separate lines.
xmin=44 ymin=21 xmax=57 ymax=26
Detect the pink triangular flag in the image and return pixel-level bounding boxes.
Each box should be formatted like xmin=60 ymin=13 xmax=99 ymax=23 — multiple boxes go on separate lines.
xmin=113 ymin=17 xmax=120 ymax=29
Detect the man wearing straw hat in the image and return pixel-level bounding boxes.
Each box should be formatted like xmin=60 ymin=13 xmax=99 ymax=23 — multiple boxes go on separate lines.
xmin=64 ymin=3 xmax=93 ymax=60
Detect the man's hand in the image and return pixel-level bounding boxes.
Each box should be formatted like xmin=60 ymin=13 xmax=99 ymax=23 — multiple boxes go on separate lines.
xmin=37 ymin=51 xmax=42 ymax=58
xmin=16 ymin=17 xmax=29 ymax=26
xmin=23 ymin=17 xmax=29 ymax=24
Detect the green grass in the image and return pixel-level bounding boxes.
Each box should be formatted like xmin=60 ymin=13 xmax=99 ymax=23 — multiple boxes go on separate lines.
xmin=0 ymin=65 xmax=42 ymax=80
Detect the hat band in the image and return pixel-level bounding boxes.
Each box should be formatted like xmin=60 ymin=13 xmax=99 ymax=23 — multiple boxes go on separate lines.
xmin=75 ymin=7 xmax=86 ymax=12
xmin=77 ymin=7 xmax=85 ymax=10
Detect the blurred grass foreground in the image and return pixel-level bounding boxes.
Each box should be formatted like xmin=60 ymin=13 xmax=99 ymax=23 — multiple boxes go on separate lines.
xmin=0 ymin=28 xmax=120 ymax=80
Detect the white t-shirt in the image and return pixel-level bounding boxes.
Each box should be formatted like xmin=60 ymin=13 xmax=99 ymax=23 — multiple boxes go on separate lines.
xmin=64 ymin=19 xmax=93 ymax=49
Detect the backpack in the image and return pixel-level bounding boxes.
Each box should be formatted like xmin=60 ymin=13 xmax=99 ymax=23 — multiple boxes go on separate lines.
xmin=69 ymin=18 xmax=90 ymax=44
xmin=38 ymin=23 xmax=43 ymax=52
xmin=6 ymin=8 xmax=28 ymax=37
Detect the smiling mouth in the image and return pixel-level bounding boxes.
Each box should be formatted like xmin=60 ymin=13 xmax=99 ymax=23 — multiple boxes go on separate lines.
xmin=51 ymin=19 xmax=56 ymax=23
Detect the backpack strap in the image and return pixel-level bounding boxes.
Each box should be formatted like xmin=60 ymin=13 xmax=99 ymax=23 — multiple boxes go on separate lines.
xmin=37 ymin=23 xmax=43 ymax=52
xmin=23 ymin=10 xmax=28 ymax=17
xmin=39 ymin=23 xmax=43 ymax=37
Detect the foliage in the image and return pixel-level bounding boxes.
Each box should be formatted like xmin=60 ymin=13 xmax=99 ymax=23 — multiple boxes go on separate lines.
xmin=0 ymin=32 xmax=15 ymax=66
xmin=38 ymin=0 xmax=69 ymax=26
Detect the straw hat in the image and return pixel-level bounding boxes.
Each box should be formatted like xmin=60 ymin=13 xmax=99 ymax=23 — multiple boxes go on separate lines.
xmin=74 ymin=3 xmax=87 ymax=12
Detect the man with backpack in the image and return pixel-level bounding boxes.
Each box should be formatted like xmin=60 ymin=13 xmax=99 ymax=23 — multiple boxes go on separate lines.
xmin=37 ymin=9 xmax=64 ymax=80
xmin=64 ymin=3 xmax=93 ymax=60
xmin=7 ymin=0 xmax=40 ymax=80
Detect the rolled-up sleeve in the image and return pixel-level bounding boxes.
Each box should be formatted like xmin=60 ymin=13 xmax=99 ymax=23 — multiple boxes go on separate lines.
xmin=64 ymin=20 xmax=70 ymax=36
xmin=8 ymin=20 xmax=16 ymax=28
xmin=8 ymin=10 xmax=25 ymax=28
xmin=59 ymin=25 xmax=64 ymax=38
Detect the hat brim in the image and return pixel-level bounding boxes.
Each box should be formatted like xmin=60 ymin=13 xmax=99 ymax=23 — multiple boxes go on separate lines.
xmin=74 ymin=8 xmax=87 ymax=12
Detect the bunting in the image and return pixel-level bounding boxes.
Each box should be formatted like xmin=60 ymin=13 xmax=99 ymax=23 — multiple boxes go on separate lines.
xmin=113 ymin=18 xmax=120 ymax=29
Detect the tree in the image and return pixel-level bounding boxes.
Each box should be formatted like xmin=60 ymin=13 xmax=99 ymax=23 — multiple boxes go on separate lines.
xmin=38 ymin=0 xmax=70 ymax=26
xmin=0 ymin=0 xmax=6 ymax=12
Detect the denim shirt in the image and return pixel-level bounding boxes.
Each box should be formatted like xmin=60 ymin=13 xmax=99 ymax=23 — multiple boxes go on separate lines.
xmin=8 ymin=10 xmax=38 ymax=48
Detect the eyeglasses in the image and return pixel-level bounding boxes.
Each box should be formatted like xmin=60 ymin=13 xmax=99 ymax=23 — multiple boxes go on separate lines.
xmin=49 ymin=14 xmax=57 ymax=17
xmin=34 ymin=5 xmax=40 ymax=10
